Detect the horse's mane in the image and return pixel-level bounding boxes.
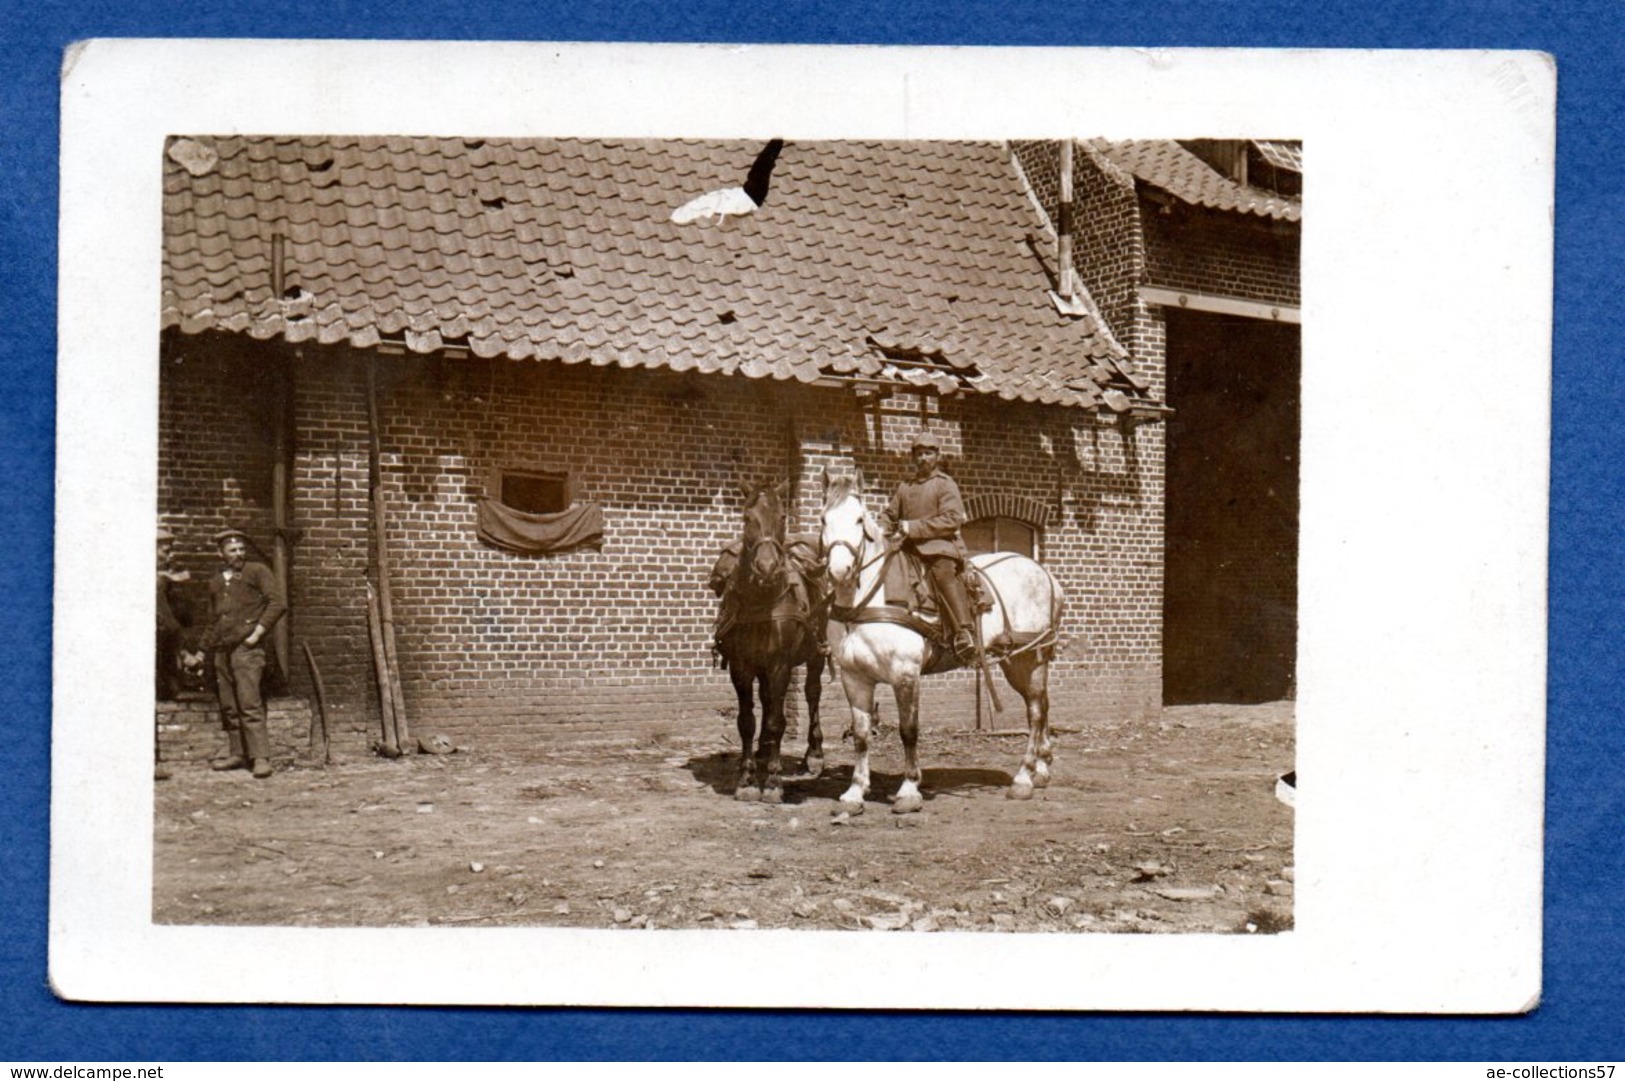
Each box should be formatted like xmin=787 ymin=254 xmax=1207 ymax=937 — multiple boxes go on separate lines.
xmin=820 ymin=473 xmax=863 ymax=512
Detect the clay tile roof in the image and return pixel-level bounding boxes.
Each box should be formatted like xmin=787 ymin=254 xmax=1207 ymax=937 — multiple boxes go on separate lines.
xmin=163 ymin=136 xmax=1156 ymax=411
xmin=1089 ymin=139 xmax=1302 ymax=222
xmin=1252 ymin=139 xmax=1302 ymax=174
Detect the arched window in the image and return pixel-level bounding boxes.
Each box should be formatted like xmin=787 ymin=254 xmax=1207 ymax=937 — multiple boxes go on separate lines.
xmin=963 ymin=516 xmax=1037 ymax=558
xmin=961 ymin=494 xmax=1050 ymax=560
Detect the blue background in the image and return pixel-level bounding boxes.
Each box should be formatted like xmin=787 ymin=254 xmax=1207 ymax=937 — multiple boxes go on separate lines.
xmin=5 ymin=1 xmax=1620 ymax=1062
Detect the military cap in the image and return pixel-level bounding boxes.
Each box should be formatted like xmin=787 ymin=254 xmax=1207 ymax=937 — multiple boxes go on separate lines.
xmin=213 ymin=526 xmax=251 ymax=544
xmin=909 ymin=431 xmax=942 ymax=451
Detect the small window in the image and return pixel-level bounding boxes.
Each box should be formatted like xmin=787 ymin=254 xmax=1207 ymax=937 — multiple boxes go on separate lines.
xmin=964 ymin=516 xmax=1036 ymax=559
xmin=498 ymin=469 xmax=570 ymax=515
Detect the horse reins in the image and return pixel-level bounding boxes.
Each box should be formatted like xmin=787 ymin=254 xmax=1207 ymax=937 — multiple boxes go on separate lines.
xmin=824 ymin=514 xmax=1062 ymax=661
xmin=823 ymin=512 xmax=899 ymax=621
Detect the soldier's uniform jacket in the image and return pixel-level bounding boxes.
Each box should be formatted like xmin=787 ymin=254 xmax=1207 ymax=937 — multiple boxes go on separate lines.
xmin=205 ymin=561 xmax=287 ymax=650
xmin=887 ymin=469 xmax=969 ymax=560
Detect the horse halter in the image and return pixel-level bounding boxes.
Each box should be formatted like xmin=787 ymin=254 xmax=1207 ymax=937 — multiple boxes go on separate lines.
xmin=742 ymin=534 xmax=787 ymax=579
xmin=821 ymin=501 xmax=887 ymax=586
xmin=738 ymin=497 xmax=791 ymax=597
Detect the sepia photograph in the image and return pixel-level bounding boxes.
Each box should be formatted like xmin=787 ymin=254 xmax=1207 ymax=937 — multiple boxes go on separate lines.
xmin=52 ymin=42 xmax=1549 ymax=1012
xmin=151 ymin=133 xmax=1299 ymax=935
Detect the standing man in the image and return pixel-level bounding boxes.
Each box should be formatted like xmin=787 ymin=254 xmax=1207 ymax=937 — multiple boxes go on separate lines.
xmin=884 ymin=431 xmax=976 ymax=663
xmin=155 ymin=527 xmax=189 ymax=780
xmin=204 ymin=527 xmax=286 ymax=779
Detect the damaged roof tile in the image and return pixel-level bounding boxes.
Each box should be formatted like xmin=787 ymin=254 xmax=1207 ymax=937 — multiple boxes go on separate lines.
xmin=162 ymin=136 xmax=1156 ymax=411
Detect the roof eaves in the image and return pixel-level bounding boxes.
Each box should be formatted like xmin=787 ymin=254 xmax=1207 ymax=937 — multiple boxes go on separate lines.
xmin=163 ymin=135 xmax=1163 ymax=414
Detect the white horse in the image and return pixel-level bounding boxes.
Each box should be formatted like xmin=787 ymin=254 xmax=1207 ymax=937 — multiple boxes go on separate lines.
xmin=819 ymin=473 xmax=1066 ymax=813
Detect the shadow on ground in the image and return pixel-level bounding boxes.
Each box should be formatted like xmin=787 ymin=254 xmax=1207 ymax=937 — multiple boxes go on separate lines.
xmin=685 ymin=751 xmax=1013 ymax=807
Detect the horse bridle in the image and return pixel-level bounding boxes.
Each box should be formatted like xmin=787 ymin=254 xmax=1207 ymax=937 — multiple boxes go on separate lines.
xmin=744 ymin=534 xmax=788 ymax=567
xmin=821 ymin=504 xmax=895 ymax=612
xmin=738 ymin=521 xmax=791 ymax=598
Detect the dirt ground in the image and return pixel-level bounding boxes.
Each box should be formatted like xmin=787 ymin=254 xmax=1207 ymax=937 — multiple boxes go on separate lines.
xmin=153 ymin=701 xmax=1294 ymax=934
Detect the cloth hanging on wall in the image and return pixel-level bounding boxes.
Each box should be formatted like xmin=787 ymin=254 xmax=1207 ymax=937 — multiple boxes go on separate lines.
xmin=476 ymin=499 xmax=604 ymax=555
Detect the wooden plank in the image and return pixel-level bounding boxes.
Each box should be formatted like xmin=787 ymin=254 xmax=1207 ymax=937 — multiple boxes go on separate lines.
xmin=1138 ymin=285 xmax=1301 ymax=324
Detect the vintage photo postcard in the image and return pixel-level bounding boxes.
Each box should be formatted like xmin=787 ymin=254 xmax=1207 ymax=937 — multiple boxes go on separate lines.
xmin=52 ymin=41 xmax=1551 ymax=1010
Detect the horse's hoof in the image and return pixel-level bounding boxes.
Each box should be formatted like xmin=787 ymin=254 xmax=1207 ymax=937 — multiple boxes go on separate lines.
xmin=837 ymin=798 xmax=864 ymax=816
xmin=1007 ymin=782 xmax=1034 ymax=801
xmin=891 ymin=792 xmax=923 ymax=815
xmin=735 ymin=785 xmax=760 ymax=803
xmin=803 ymin=754 xmax=824 ymax=779
xmin=760 ymin=787 xmax=783 ymax=805
xmin=1032 ymin=771 xmax=1051 ymax=789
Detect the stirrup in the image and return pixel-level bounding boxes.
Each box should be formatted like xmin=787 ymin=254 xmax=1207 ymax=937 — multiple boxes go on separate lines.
xmin=952 ymin=633 xmax=977 ymax=664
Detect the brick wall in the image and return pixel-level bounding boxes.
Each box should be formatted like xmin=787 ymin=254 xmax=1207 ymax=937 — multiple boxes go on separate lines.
xmin=1011 ymin=140 xmax=1300 ymax=708
xmin=158 ymin=331 xmax=282 ymax=577
xmin=1015 ymin=139 xmax=1300 ymax=310
xmin=287 ymin=342 xmax=796 ymax=751
xmin=160 ymin=330 xmax=1166 ymax=753
xmin=788 ymin=386 xmax=1164 ymax=721
xmin=1012 ymin=141 xmax=1148 ymax=366
xmin=1142 ymin=207 xmax=1300 ymax=308
xmin=1011 ymin=139 xmax=1299 ymax=377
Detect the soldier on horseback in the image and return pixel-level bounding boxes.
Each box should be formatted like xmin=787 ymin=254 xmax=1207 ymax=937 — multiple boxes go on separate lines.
xmin=883 ymin=431 xmax=977 ymax=664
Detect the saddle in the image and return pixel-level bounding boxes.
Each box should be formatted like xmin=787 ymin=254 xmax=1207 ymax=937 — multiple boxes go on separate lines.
xmin=709 ymin=534 xmax=832 ymax=663
xmin=835 ymin=542 xmax=1056 ymax=676
xmin=860 ymin=548 xmax=996 ymax=673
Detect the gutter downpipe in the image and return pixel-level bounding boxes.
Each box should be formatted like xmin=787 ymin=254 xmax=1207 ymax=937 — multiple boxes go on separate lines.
xmin=269 ymin=233 xmax=292 ymax=685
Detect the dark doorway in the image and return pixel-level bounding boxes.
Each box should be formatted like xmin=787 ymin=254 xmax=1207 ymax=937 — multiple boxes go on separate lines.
xmin=1163 ymin=309 xmax=1300 ymax=704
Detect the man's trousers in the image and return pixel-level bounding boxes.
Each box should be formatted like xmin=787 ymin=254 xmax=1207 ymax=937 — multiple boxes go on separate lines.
xmin=214 ymin=642 xmax=270 ymax=760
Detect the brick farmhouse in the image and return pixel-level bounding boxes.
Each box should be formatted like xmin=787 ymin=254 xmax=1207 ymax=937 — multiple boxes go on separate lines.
xmin=158 ymin=136 xmax=1299 ymax=753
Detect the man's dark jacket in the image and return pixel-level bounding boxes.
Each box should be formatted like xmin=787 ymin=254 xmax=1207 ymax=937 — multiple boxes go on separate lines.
xmin=205 ymin=562 xmax=286 ymax=649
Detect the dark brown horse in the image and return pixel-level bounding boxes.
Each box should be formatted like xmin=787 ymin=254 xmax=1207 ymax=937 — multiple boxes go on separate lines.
xmin=711 ymin=481 xmax=829 ymax=803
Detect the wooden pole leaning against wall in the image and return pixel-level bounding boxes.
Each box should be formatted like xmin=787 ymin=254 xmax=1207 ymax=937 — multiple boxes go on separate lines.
xmin=301 ymin=641 xmax=332 ymax=766
xmin=365 ymin=357 xmax=411 ymax=754
xmin=379 ymin=519 xmax=411 ymax=752
xmin=269 ymin=234 xmax=293 ymax=688
xmin=365 ymin=579 xmax=399 ymax=757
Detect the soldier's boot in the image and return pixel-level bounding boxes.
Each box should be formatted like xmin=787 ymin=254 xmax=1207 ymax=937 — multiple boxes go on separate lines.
xmin=929 ymin=559 xmax=979 ymax=663
xmin=211 ymin=732 xmax=248 ymax=771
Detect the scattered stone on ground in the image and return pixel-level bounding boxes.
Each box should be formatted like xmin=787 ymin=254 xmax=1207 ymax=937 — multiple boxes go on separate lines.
xmin=153 ymin=702 xmax=1294 ymax=933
